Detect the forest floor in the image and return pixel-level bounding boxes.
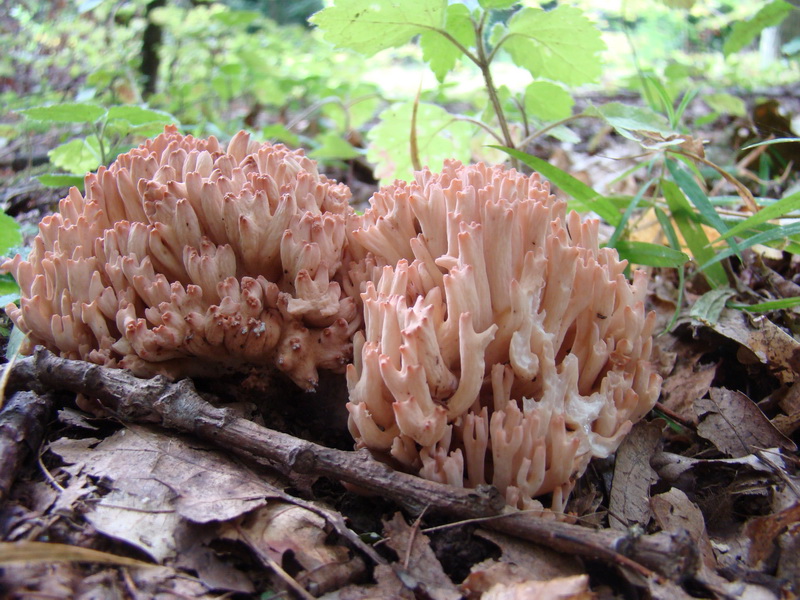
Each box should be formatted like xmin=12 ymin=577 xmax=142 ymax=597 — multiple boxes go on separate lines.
xmin=0 ymin=91 xmax=798 ymax=600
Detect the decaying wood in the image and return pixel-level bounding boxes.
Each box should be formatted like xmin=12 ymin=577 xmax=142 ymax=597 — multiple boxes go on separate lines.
xmin=0 ymin=390 xmax=53 ymax=501
xmin=4 ymin=348 xmax=698 ymax=581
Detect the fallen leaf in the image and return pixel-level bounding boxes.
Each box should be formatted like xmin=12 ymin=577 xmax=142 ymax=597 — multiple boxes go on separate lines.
xmin=49 ymin=426 xmax=281 ymax=524
xmin=609 ymin=420 xmax=663 ymax=530
xmin=383 ymin=512 xmax=461 ymax=600
xmin=463 ymin=529 xmax=582 ymax=599
xmin=777 ymin=521 xmax=800 ymax=583
xmin=697 ymin=388 xmax=796 ymax=457
xmin=651 ymin=488 xmax=716 ymax=571
xmin=91 ymin=482 xmax=183 ymax=562
xmin=709 ymin=309 xmax=800 ymax=383
xmin=220 ymin=502 xmax=365 ymax=596
xmin=319 ymin=564 xmax=414 ymax=599
xmin=482 ymin=574 xmax=592 ymax=600
xmin=659 ymin=350 xmax=718 ymax=424
xmin=745 ymin=503 xmax=800 ymax=569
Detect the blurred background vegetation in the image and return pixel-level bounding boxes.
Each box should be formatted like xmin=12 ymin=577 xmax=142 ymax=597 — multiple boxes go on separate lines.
xmin=1 ymin=0 xmax=799 ymax=313
xmin=2 ymin=0 xmax=798 ymax=176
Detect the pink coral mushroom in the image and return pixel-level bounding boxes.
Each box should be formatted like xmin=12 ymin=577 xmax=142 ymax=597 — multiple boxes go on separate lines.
xmin=3 ymin=126 xmax=360 ymax=389
xmin=346 ymin=160 xmax=661 ymax=511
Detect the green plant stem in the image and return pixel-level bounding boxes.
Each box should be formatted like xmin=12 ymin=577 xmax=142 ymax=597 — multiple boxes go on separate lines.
xmin=518 ymin=113 xmax=587 ymax=147
xmin=473 ymin=14 xmax=515 ymax=152
xmin=451 ymin=115 xmax=504 ymax=144
xmin=96 ymin=121 xmax=108 ymax=165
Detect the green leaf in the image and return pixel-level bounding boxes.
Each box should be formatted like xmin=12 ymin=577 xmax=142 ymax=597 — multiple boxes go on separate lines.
xmin=310 ymin=133 xmax=362 ymax=161
xmin=0 ymin=273 xmax=19 ymax=302
xmin=699 ymin=221 xmax=800 ymax=270
xmin=502 ymin=6 xmax=605 ymax=85
xmin=19 ymin=103 xmax=106 ymax=124
xmin=723 ymin=0 xmax=794 ymax=57
xmin=690 ymin=288 xmax=737 ymax=326
xmin=662 ymin=179 xmax=728 ymax=288
xmin=741 ymin=137 xmax=800 ymax=151
xmin=585 ymin=102 xmax=674 ymax=137
xmin=717 ymin=190 xmax=800 ymax=241
xmin=729 ymin=297 xmax=800 ymax=313
xmin=614 ymin=240 xmax=689 ymax=268
xmin=420 ymin=3 xmax=474 ymax=82
xmin=703 ymin=93 xmax=746 ymax=117
xmin=0 ymin=213 xmax=21 ymax=256
xmin=5 ymin=326 xmax=26 ymax=360
xmin=479 ymin=0 xmax=518 ymax=8
xmin=38 ymin=174 xmax=86 ymax=189
xmin=523 ymin=81 xmax=574 ymax=122
xmin=210 ymin=9 xmax=261 ymax=27
xmin=106 ymin=106 xmax=175 ymax=126
xmin=310 ymin=0 xmax=446 ymax=56
xmin=666 ymin=159 xmax=739 ymax=256
xmin=262 ymin=124 xmax=300 ymax=147
xmin=493 ymin=147 xmax=621 ymax=226
xmin=367 ymin=102 xmax=473 ymax=183
xmin=607 ymin=177 xmax=658 ymax=248
xmin=48 ymin=137 xmax=103 ymax=175
xmin=660 ymin=0 xmax=695 ymax=8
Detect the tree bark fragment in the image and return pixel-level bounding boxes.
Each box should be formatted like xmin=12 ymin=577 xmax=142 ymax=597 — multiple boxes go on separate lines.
xmin=0 ymin=390 xmax=53 ymax=500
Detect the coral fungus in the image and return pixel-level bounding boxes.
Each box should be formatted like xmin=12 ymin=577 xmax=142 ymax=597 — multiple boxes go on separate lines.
xmin=3 ymin=126 xmax=360 ymax=389
xmin=345 ymin=161 xmax=661 ymax=511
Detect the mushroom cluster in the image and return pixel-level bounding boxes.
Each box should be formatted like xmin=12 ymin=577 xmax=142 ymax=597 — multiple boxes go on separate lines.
xmin=3 ymin=126 xmax=360 ymax=389
xmin=3 ymin=129 xmax=661 ymax=510
xmin=345 ymin=161 xmax=661 ymax=510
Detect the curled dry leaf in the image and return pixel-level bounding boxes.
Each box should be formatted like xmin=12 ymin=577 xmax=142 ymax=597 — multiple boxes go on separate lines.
xmin=708 ymin=309 xmax=800 ymax=384
xmin=219 ymin=503 xmax=365 ymax=596
xmin=696 ymin=388 xmax=796 ymax=458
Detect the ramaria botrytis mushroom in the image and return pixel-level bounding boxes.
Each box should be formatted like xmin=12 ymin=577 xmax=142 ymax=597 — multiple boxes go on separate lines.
xmin=345 ymin=160 xmax=661 ymax=511
xmin=3 ymin=126 xmax=361 ymax=389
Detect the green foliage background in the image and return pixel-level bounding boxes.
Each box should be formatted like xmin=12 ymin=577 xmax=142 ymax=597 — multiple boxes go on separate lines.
xmin=1 ymin=0 xmax=800 ymax=315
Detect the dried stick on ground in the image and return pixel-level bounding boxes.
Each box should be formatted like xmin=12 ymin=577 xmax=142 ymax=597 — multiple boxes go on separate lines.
xmin=5 ymin=349 xmax=697 ymax=581
xmin=0 ymin=390 xmax=53 ymax=501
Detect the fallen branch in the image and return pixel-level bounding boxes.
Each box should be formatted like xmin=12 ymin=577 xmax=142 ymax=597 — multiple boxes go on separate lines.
xmin=5 ymin=348 xmax=698 ymax=580
xmin=0 ymin=390 xmax=53 ymax=501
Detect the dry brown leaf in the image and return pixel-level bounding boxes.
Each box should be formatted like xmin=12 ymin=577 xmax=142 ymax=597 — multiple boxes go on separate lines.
xmin=651 ymin=489 xmax=716 ymax=571
xmin=220 ymin=502 xmax=364 ymax=596
xmin=777 ymin=521 xmax=800 ymax=584
xmin=772 ymin=383 xmax=800 ymax=436
xmin=609 ymin=420 xmax=663 ymax=530
xmin=697 ymin=388 xmax=796 ymax=458
xmin=744 ymin=503 xmax=800 ymax=570
xmin=319 ymin=564 xmax=415 ymax=600
xmin=47 ymin=425 xmax=290 ymax=592
xmin=49 ymin=426 xmax=282 ymax=523
xmin=659 ymin=351 xmax=718 ymax=424
xmin=482 ymin=574 xmax=593 ymax=600
xmin=653 ymin=450 xmax=789 ymax=494
xmin=710 ymin=309 xmax=800 ymax=383
xmin=383 ymin=512 xmax=461 ymax=600
xmin=86 ymin=480 xmax=184 ymax=562
xmin=463 ymin=530 xmax=582 ymax=599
